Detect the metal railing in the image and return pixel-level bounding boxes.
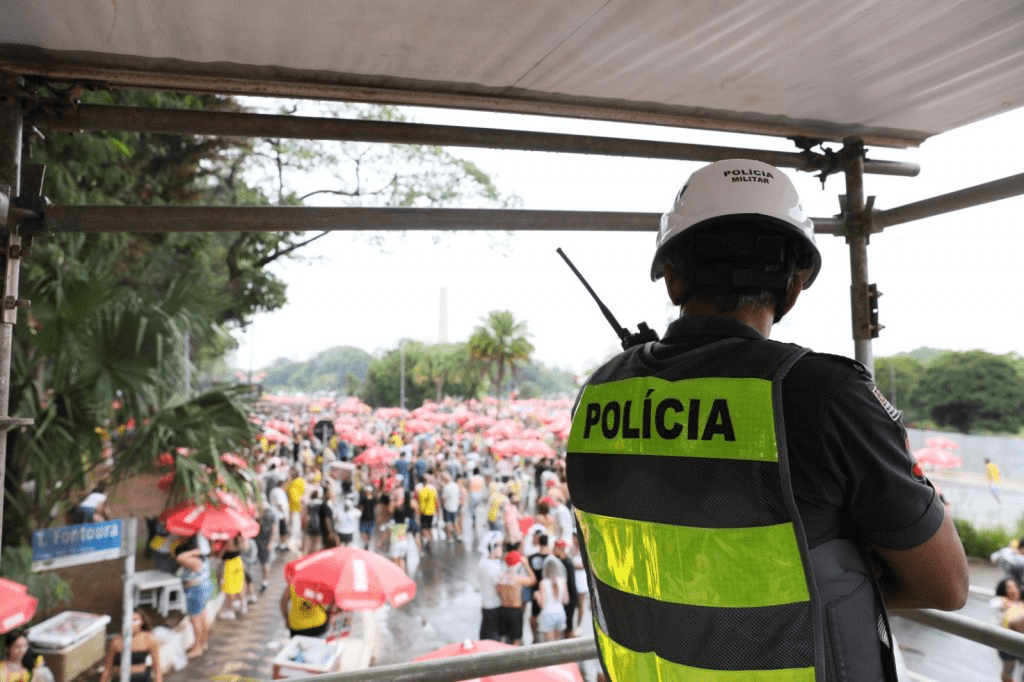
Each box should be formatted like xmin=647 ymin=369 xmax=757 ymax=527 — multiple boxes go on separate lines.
xmin=268 ymin=606 xmax=1024 ymax=682
xmin=293 ymin=638 xmax=597 ymax=682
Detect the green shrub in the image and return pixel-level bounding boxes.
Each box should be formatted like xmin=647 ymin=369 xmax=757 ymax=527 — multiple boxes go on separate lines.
xmin=955 ymin=517 xmax=1011 ymax=559
xmin=1 ymin=546 xmax=73 ymax=622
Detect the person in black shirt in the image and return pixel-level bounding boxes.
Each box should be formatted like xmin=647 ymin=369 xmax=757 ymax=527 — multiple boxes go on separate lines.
xmin=357 ymin=484 xmax=377 ymax=549
xmin=552 ymin=539 xmax=578 ymax=638
xmin=319 ymin=484 xmax=337 ymax=548
xmin=526 ymin=532 xmax=552 ymax=643
xmin=567 ymin=158 xmax=969 ymax=681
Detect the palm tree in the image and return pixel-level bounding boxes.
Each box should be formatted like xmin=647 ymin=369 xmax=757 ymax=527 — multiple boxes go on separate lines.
xmin=4 ymin=233 xmax=256 ymax=545
xmin=414 ymin=343 xmax=468 ymax=403
xmin=468 ymin=311 xmax=534 ymax=409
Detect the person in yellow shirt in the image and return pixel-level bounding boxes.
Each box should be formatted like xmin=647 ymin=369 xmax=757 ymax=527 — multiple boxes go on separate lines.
xmin=487 ymin=483 xmax=508 ymax=532
xmin=417 ymin=475 xmax=439 ymax=552
xmin=286 ymin=470 xmax=306 ymax=549
xmin=987 ymin=458 xmax=1002 ymax=503
xmin=279 ymin=584 xmax=328 ymax=638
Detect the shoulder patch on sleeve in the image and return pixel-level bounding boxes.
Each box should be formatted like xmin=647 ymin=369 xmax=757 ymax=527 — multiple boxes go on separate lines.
xmin=871 ymin=386 xmax=903 ymax=422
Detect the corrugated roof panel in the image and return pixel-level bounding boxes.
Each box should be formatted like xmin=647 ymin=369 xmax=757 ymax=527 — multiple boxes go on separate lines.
xmin=2 ymin=0 xmax=1023 ymax=145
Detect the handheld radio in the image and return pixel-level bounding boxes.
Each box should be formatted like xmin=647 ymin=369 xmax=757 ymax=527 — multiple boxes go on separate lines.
xmin=557 ymin=247 xmax=659 ymax=350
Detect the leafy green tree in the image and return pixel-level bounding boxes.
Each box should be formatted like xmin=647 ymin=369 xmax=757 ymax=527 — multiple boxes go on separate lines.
xmin=360 ymin=341 xmax=429 ymax=408
xmin=1 ymin=546 xmax=72 ymax=620
xmin=248 ymin=101 xmax=518 ymax=212
xmin=6 ymin=232 xmax=258 ymax=544
xmin=361 ymin=341 xmax=483 ymax=408
xmin=1004 ymin=352 xmax=1024 ymax=380
xmin=9 ymin=86 xmax=516 ymax=543
xmin=345 ymin=372 xmax=361 ymax=397
xmin=33 ymin=88 xmax=298 ymax=334
xmin=512 ymin=361 xmax=578 ymax=398
xmin=915 ymin=351 xmax=1024 ymax=433
xmin=261 ymin=346 xmax=373 ymax=393
xmin=468 ymin=311 xmax=535 ymax=407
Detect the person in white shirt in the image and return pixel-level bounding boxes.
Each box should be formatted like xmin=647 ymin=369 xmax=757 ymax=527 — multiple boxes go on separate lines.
xmin=268 ymin=479 xmax=290 ymax=552
xmin=478 ymin=531 xmax=504 ymax=641
xmin=441 ymin=472 xmax=463 ymax=543
xmin=548 ymin=489 xmax=575 ymax=546
xmin=73 ymin=484 xmax=109 ymax=523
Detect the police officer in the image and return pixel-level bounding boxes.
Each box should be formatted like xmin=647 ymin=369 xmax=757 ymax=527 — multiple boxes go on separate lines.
xmin=566 ymin=159 xmax=968 ymax=682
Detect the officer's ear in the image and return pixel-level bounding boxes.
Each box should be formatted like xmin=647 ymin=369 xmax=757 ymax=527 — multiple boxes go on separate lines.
xmin=777 ymin=272 xmax=804 ymax=318
xmin=663 ymin=263 xmax=686 ymax=306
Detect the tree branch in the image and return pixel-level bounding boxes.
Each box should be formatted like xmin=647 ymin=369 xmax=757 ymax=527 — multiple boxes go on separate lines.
xmin=253 ymin=232 xmax=332 ymax=268
xmin=296 ymin=188 xmax=360 ymax=202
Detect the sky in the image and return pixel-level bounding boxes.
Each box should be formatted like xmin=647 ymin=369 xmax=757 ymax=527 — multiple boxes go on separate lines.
xmin=230 ymin=104 xmax=1024 ymax=378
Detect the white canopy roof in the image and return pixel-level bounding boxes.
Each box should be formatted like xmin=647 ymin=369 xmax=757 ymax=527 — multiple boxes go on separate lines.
xmin=3 ymin=0 xmax=1024 ymax=147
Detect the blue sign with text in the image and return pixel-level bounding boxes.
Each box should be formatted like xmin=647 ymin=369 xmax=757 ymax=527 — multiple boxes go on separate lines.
xmin=32 ymin=520 xmax=124 ymax=567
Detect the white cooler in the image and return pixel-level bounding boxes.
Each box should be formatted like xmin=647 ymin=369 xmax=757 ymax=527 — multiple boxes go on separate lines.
xmin=27 ymin=611 xmax=111 ymax=682
xmin=272 ymin=635 xmax=343 ymax=679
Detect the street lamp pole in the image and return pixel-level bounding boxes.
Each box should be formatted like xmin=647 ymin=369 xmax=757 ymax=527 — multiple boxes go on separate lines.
xmin=399 ymin=341 xmax=406 ymax=410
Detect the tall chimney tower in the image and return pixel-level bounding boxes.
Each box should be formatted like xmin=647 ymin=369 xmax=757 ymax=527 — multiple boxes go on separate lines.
xmin=438 ymin=286 xmax=448 ymax=343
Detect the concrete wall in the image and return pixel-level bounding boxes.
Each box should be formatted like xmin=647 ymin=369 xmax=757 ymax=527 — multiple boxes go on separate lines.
xmin=908 ymin=428 xmax=1024 ymax=481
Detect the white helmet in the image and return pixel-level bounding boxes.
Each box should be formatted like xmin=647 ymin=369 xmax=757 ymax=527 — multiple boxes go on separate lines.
xmin=651 ymin=159 xmax=820 ymax=287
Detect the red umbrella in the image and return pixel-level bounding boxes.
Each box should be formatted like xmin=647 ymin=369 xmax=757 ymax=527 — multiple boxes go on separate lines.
xmin=0 ymin=579 xmax=37 ymax=634
xmin=450 ymin=410 xmax=473 ymax=425
xmin=284 ymin=546 xmax=416 ymax=610
xmin=265 ymin=417 xmax=293 ymax=433
xmin=353 ymin=445 xmax=398 ymax=467
xmin=337 ymin=397 xmax=371 ymax=414
xmin=486 ymin=420 xmax=522 ymax=440
xmin=160 ymin=498 xmax=259 ymax=540
xmin=334 ymin=415 xmax=360 ymax=428
xmin=336 ymin=425 xmax=377 ymax=447
xmin=925 ymin=435 xmax=960 ymax=451
xmin=464 ymin=415 xmax=497 ymax=431
xmin=353 ymin=431 xmax=380 ymax=448
xmin=543 ymin=415 xmax=573 ymax=441
xmin=375 ymin=407 xmax=406 ymax=419
xmin=913 ymin=446 xmax=963 ymax=469
xmin=409 ymin=406 xmax=437 ymax=419
xmin=220 ymin=452 xmax=249 ymax=468
xmin=415 ymin=640 xmax=583 ymax=682
xmin=402 ymin=418 xmax=434 ymax=434
xmin=259 ymin=429 xmax=291 ymax=444
xmin=492 ymin=439 xmax=555 ymax=460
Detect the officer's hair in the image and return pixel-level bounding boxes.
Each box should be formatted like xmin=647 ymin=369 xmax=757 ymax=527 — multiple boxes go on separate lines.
xmin=665 ymin=221 xmax=803 ymax=321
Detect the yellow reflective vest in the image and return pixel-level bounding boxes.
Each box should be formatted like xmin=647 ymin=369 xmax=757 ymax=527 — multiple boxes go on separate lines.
xmin=567 ymin=338 xmax=895 ymax=682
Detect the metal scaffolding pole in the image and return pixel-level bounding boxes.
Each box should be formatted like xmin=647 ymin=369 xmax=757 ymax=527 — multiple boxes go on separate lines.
xmin=873 ymin=172 xmax=1024 ymax=228
xmin=814 ymin=173 xmax=1024 ymax=236
xmin=0 ymin=90 xmax=24 ymax=556
xmin=34 ymin=105 xmax=921 ymax=177
xmin=41 ymin=205 xmax=660 ymax=234
xmin=842 ymin=141 xmax=875 ymax=373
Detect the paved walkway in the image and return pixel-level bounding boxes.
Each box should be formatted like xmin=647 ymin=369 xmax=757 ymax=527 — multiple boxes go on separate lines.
xmin=165 ymin=549 xmax=292 ymax=682
xmin=163 ymin=500 xmax=1014 ymax=682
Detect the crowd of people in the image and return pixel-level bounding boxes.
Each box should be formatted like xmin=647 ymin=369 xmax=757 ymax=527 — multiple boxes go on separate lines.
xmin=251 ymin=395 xmax=587 ymax=649
xmin=130 ymin=394 xmax=585 ymax=674
xmin=992 ymin=540 xmax=1024 ymax=681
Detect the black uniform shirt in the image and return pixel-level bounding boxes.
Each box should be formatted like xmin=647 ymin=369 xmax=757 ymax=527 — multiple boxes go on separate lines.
xmin=652 ymin=314 xmax=944 ymax=551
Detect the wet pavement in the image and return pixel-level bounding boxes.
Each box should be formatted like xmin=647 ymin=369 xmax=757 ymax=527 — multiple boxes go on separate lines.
xmin=167 ymin=480 xmax=1018 ymax=682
